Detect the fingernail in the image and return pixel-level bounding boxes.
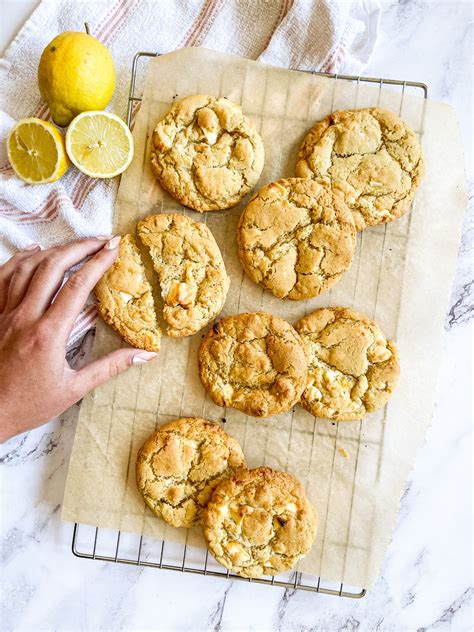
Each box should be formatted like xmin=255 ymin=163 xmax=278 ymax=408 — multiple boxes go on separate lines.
xmin=96 ymin=234 xmax=113 ymax=240
xmin=24 ymin=243 xmax=40 ymax=251
xmin=132 ymin=351 xmax=158 ymax=365
xmin=104 ymin=235 xmax=121 ymax=250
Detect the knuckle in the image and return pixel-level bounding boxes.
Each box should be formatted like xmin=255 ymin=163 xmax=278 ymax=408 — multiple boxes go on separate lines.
xmin=3 ymin=252 xmax=23 ymax=268
xmin=33 ymin=319 xmax=53 ymax=342
xmin=68 ymin=377 xmax=84 ymax=403
xmin=6 ymin=309 xmax=25 ymax=331
xmin=38 ymin=253 xmax=62 ymax=273
xmin=108 ymin=358 xmax=123 ymax=379
xmin=66 ymin=272 xmax=89 ymax=292
xmin=14 ymin=260 xmax=33 ymax=276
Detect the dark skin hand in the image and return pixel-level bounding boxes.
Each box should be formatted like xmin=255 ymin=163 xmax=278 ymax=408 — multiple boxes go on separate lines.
xmin=0 ymin=236 xmax=157 ymax=443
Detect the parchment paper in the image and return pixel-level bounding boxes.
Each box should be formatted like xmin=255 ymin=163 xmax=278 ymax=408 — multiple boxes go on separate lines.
xmin=62 ymin=48 xmax=467 ymax=589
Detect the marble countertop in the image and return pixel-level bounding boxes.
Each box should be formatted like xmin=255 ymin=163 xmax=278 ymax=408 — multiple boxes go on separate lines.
xmin=1 ymin=1 xmax=472 ymax=630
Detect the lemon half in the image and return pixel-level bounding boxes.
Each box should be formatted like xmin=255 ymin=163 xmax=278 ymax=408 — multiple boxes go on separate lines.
xmin=7 ymin=118 xmax=70 ymax=184
xmin=65 ymin=111 xmax=134 ymax=178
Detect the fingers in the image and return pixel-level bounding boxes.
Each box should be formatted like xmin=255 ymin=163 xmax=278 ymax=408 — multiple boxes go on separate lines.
xmin=0 ymin=246 xmax=41 ymax=312
xmin=23 ymin=237 xmax=110 ymax=318
xmin=72 ymin=348 xmax=158 ymax=399
xmin=2 ymin=238 xmax=109 ymax=316
xmin=46 ymin=236 xmax=121 ymax=336
xmin=3 ymin=246 xmax=47 ymax=313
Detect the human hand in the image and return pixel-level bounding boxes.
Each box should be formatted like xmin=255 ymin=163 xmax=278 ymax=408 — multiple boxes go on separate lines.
xmin=0 ymin=237 xmax=157 ymax=443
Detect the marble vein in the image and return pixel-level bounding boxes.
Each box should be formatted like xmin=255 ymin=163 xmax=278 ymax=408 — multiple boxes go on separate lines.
xmin=206 ymin=584 xmax=232 ymax=632
xmin=417 ymin=587 xmax=473 ymax=631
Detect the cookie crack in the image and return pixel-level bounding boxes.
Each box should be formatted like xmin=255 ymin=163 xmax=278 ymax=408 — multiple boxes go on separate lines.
xmin=151 ymin=96 xmax=264 ymax=211
xmin=298 ymin=110 xmax=423 ymax=228
xmin=138 ymin=215 xmax=229 ymax=337
xmin=140 ymin=435 xmax=238 ymax=513
xmin=298 ymin=311 xmax=399 ymax=419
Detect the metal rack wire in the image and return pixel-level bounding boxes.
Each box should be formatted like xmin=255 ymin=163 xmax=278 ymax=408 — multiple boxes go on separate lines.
xmin=71 ymin=51 xmax=428 ymax=600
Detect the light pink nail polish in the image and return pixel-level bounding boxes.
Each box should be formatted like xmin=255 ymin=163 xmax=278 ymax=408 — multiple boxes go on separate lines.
xmin=96 ymin=234 xmax=113 ymax=240
xmin=104 ymin=235 xmax=121 ymax=250
xmin=132 ymin=351 xmax=158 ymax=365
xmin=24 ymin=243 xmax=40 ymax=251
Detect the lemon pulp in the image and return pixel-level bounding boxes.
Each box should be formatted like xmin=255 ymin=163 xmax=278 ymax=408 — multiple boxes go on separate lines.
xmin=7 ymin=118 xmax=70 ymax=184
xmin=65 ymin=111 xmax=134 ymax=178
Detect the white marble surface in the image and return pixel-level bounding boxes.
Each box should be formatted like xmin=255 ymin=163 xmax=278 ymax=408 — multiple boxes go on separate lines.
xmin=1 ymin=1 xmax=473 ymax=630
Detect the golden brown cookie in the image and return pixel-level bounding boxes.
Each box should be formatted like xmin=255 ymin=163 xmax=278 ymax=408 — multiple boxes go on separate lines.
xmin=198 ymin=312 xmax=308 ymax=418
xmin=138 ymin=214 xmax=230 ymax=337
xmin=151 ymin=95 xmax=265 ymax=212
xmin=295 ymin=307 xmax=400 ymax=421
xmin=296 ymin=108 xmax=424 ymax=231
xmin=136 ymin=417 xmax=246 ymax=528
xmin=203 ymin=467 xmax=318 ymax=578
xmin=95 ymin=234 xmax=161 ymax=351
xmin=237 ymin=178 xmax=356 ymax=300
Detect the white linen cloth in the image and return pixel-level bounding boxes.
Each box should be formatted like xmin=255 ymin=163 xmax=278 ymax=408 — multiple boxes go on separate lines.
xmin=0 ymin=0 xmax=380 ymax=343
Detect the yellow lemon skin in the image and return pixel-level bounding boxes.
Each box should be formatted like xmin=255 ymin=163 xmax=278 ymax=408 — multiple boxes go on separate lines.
xmin=38 ymin=31 xmax=115 ymax=127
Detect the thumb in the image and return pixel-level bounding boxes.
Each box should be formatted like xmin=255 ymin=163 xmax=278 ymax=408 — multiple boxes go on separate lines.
xmin=73 ymin=348 xmax=158 ymax=397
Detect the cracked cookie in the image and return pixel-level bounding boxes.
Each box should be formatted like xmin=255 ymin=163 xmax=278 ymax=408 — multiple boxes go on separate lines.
xmin=203 ymin=467 xmax=318 ymax=578
xmin=151 ymin=95 xmax=265 ymax=212
xmin=295 ymin=307 xmax=400 ymax=421
xmin=237 ymin=178 xmax=356 ymax=300
xmin=136 ymin=417 xmax=246 ymax=528
xmin=296 ymin=108 xmax=424 ymax=231
xmin=95 ymin=234 xmax=161 ymax=351
xmin=198 ymin=312 xmax=308 ymax=418
xmin=138 ymin=214 xmax=230 ymax=337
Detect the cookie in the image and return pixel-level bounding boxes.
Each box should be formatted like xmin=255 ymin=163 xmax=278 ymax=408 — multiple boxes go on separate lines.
xmin=198 ymin=312 xmax=308 ymax=418
xmin=296 ymin=108 xmax=424 ymax=231
xmin=138 ymin=214 xmax=230 ymax=337
xmin=203 ymin=467 xmax=318 ymax=578
xmin=295 ymin=307 xmax=400 ymax=421
xmin=95 ymin=234 xmax=161 ymax=351
xmin=151 ymin=95 xmax=265 ymax=212
xmin=136 ymin=417 xmax=246 ymax=528
xmin=237 ymin=178 xmax=356 ymax=300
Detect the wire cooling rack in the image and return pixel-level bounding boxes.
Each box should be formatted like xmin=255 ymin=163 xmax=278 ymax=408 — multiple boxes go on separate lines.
xmin=71 ymin=52 xmax=428 ymax=600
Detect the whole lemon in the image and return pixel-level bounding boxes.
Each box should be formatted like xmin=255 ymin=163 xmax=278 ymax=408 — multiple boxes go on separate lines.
xmin=38 ymin=31 xmax=115 ymax=127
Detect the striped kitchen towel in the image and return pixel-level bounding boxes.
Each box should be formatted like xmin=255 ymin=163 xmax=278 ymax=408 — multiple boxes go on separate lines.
xmin=0 ymin=0 xmax=380 ymax=345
